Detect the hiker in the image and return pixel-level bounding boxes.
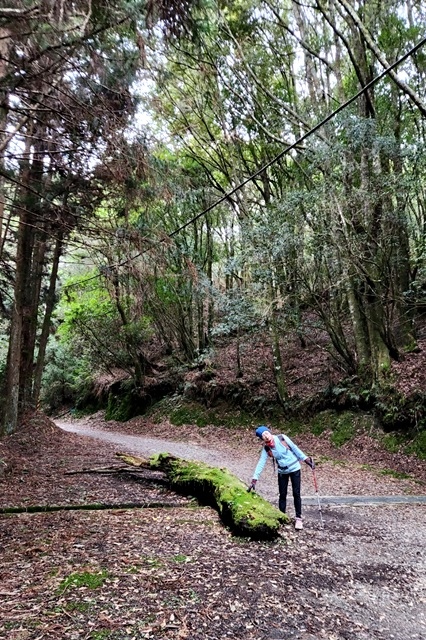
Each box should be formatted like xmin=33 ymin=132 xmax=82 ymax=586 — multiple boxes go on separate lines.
xmin=248 ymin=426 xmax=314 ymax=530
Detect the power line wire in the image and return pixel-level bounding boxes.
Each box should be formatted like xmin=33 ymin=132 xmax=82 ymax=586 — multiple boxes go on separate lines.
xmin=168 ymin=35 xmax=426 ymax=236
xmin=63 ymin=34 xmax=426 ymax=290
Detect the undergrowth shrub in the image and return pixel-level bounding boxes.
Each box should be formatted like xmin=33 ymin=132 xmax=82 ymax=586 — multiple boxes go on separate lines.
xmin=105 ymin=382 xmax=139 ymax=422
xmin=374 ymin=388 xmax=426 ymax=432
xmin=41 ymin=340 xmax=96 ymax=413
xmin=405 ymin=429 xmax=426 ymax=459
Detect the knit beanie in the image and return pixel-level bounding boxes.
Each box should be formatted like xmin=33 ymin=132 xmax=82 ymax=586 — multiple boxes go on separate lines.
xmin=255 ymin=426 xmax=270 ymax=439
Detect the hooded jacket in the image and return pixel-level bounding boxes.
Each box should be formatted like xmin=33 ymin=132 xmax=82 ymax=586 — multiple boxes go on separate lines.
xmin=253 ymin=434 xmax=306 ymax=479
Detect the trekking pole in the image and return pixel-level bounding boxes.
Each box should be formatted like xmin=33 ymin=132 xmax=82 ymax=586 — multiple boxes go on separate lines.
xmin=311 ymin=460 xmax=324 ymax=529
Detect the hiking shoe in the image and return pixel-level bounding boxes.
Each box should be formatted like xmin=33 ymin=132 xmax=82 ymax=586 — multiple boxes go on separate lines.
xmin=294 ymin=517 xmax=303 ymax=530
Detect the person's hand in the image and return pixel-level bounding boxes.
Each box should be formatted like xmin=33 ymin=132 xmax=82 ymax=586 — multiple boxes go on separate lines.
xmin=247 ymin=479 xmax=257 ymax=492
xmin=305 ymin=456 xmax=315 ymax=469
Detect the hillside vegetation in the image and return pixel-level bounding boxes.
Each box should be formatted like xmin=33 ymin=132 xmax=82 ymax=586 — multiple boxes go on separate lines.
xmin=48 ymin=322 xmax=426 ymax=461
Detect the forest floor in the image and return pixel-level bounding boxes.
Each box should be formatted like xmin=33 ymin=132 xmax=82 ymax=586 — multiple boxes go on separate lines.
xmin=1 ymin=410 xmax=426 ymax=640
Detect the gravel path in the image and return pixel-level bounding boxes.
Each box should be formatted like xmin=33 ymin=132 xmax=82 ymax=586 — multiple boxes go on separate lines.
xmin=57 ymin=419 xmax=426 ymax=506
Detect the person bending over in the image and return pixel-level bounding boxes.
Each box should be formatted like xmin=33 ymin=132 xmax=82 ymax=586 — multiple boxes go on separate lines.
xmin=248 ymin=426 xmax=314 ymax=530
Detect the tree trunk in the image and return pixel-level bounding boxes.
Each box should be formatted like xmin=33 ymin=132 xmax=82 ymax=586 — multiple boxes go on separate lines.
xmin=0 ymin=24 xmax=11 ymax=255
xmin=20 ymin=227 xmax=47 ymax=408
xmin=18 ymin=132 xmax=48 ymax=410
xmin=2 ymin=138 xmax=34 ymax=434
xmin=346 ymin=278 xmax=371 ymax=374
xmin=116 ymin=451 xmax=287 ymax=540
xmin=33 ymin=234 xmax=64 ymax=406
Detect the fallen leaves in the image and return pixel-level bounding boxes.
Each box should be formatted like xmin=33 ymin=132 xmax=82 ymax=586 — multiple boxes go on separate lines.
xmin=1 ymin=414 xmax=426 ymax=640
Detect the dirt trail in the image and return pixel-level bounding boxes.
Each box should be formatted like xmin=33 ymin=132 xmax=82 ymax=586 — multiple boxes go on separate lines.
xmin=56 ymin=418 xmax=275 ymax=505
xmin=56 ymin=418 xmax=426 ymax=507
xmin=57 ymin=419 xmax=240 ymax=471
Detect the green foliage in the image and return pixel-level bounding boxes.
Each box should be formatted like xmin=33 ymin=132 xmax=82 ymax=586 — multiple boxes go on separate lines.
xmin=58 ymin=278 xmax=120 ymax=355
xmin=405 ymin=430 xmax=426 ymax=460
xmin=56 ymin=570 xmax=109 ymax=595
xmin=150 ymin=398 xmax=256 ymax=430
xmin=212 ymin=288 xmax=260 ymax=338
xmin=379 ymin=468 xmax=411 ymax=480
xmin=279 ymin=418 xmax=307 ymax=437
xmin=154 ymin=276 xmax=181 ymax=305
xmin=169 ymin=404 xmax=211 ymax=427
xmin=329 ymin=414 xmax=355 ymax=447
xmin=375 ymin=388 xmax=426 ymax=432
xmin=310 ymin=414 xmax=329 ymax=436
xmin=55 ymin=272 xmax=153 ymax=389
xmin=140 ymin=556 xmax=164 ymax=569
xmin=171 ymin=554 xmax=190 ymax=563
xmin=64 ymin=601 xmax=94 ymax=613
xmin=305 ymin=410 xmax=361 ymax=446
xmin=105 ymin=386 xmax=139 ymax=422
xmin=88 ymin=631 xmax=112 ymax=640
xmin=382 ymin=431 xmax=407 ymax=454
xmin=311 ymin=408 xmax=426 ymax=460
xmin=40 ymin=340 xmax=96 ymax=413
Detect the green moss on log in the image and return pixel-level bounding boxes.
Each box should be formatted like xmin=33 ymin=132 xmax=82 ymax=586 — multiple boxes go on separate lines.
xmin=117 ymin=451 xmax=287 ymax=540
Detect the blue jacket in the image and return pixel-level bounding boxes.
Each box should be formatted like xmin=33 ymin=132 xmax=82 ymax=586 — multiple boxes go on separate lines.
xmin=253 ymin=434 xmax=307 ymax=479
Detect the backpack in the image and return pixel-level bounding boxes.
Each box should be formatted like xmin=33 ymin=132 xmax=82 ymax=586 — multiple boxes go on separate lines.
xmin=264 ymin=434 xmax=298 ymax=472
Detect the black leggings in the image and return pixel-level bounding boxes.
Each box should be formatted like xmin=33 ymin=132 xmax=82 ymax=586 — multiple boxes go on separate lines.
xmin=278 ymin=469 xmax=302 ymax=518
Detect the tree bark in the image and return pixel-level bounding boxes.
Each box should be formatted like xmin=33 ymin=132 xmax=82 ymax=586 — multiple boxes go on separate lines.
xmin=2 ymin=137 xmax=33 ymax=434
xmin=33 ymin=234 xmax=64 ymax=406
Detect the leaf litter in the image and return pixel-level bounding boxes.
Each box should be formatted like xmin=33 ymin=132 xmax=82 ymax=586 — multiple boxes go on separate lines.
xmin=0 ymin=411 xmax=425 ymax=640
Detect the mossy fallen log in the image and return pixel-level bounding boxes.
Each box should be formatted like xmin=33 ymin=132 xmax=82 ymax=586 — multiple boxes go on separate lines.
xmin=116 ymin=451 xmax=287 ymax=540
